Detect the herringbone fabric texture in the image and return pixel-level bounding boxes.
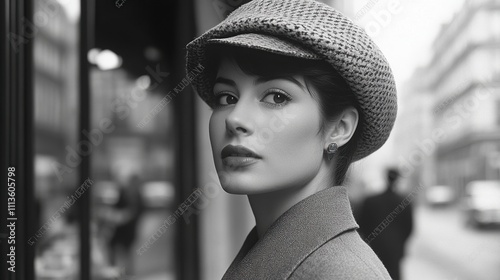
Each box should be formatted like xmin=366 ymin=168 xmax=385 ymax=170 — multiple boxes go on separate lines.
xmin=186 ymin=0 xmax=397 ymax=161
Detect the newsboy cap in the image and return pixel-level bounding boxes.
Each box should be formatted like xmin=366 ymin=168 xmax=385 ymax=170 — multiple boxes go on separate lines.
xmin=186 ymin=0 xmax=397 ymax=161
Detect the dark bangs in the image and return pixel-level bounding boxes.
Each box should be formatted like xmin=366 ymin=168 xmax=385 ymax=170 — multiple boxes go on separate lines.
xmin=206 ymin=45 xmax=356 ymax=122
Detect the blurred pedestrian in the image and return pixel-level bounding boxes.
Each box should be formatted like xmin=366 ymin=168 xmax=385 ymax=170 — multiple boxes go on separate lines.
xmin=108 ymin=174 xmax=144 ymax=273
xmin=358 ymin=168 xmax=414 ymax=280
xmin=186 ymin=0 xmax=398 ymax=278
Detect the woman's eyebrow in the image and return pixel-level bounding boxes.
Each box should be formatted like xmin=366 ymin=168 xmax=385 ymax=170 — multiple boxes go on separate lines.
xmin=214 ymin=76 xmax=306 ymax=90
xmin=255 ymin=76 xmax=306 ymax=90
xmin=214 ymin=77 xmax=236 ymax=87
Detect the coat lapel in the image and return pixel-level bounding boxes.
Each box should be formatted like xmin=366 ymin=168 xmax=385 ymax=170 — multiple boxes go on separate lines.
xmin=222 ymin=186 xmax=359 ymax=279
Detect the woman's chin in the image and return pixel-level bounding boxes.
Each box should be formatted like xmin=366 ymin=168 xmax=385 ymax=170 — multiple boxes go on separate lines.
xmin=215 ymin=164 xmax=261 ymax=194
xmin=220 ymin=180 xmax=286 ymax=195
xmin=221 ymin=185 xmax=248 ymax=195
xmin=220 ymin=179 xmax=269 ymax=195
xmin=221 ymin=183 xmax=260 ymax=195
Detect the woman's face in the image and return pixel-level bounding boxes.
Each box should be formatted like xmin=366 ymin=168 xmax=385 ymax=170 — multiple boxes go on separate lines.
xmin=209 ymin=58 xmax=328 ymax=195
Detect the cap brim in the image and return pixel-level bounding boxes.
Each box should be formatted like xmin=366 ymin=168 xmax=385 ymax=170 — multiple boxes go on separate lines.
xmin=208 ymin=33 xmax=322 ymax=60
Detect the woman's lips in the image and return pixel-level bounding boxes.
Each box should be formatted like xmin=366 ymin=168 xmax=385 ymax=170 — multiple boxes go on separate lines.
xmin=221 ymin=145 xmax=261 ymax=168
xmin=222 ymin=156 xmax=260 ymax=168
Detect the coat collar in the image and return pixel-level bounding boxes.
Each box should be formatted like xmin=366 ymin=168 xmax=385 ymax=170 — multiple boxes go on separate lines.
xmin=222 ymin=186 xmax=359 ymax=279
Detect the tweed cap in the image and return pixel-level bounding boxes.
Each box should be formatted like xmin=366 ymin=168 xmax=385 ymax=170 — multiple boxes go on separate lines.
xmin=186 ymin=0 xmax=397 ymax=161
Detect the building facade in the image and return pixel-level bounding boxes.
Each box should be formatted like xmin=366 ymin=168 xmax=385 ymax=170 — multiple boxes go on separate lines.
xmin=400 ymin=0 xmax=500 ymax=199
xmin=393 ymin=67 xmax=435 ymax=191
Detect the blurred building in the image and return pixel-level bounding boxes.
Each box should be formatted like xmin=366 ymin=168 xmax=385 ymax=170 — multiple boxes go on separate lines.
xmin=33 ymin=0 xmax=79 ymax=187
xmin=88 ymin=39 xmax=180 ymax=280
xmin=393 ymin=67 xmax=435 ymax=191
xmin=397 ymin=0 xmax=500 ymax=200
xmin=89 ymin=68 xmax=174 ymax=182
xmin=33 ymin=0 xmax=180 ymax=277
xmin=32 ymin=1 xmax=82 ymax=278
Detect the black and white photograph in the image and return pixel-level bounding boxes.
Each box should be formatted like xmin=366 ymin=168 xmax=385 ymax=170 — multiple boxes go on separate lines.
xmin=1 ymin=0 xmax=500 ymax=279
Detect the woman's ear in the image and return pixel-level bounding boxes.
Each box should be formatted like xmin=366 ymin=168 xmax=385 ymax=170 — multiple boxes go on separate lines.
xmin=324 ymin=107 xmax=359 ymax=148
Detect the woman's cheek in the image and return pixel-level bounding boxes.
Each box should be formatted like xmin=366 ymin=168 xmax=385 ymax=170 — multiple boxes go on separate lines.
xmin=259 ymin=118 xmax=322 ymax=182
xmin=209 ymin=113 xmax=225 ymax=166
xmin=277 ymin=107 xmax=321 ymax=151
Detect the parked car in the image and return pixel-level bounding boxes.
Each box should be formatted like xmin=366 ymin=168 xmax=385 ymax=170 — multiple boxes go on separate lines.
xmin=425 ymin=185 xmax=455 ymax=206
xmin=463 ymin=180 xmax=500 ymax=227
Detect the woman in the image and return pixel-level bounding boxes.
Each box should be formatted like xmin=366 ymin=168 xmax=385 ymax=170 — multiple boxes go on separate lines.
xmin=186 ymin=0 xmax=397 ymax=279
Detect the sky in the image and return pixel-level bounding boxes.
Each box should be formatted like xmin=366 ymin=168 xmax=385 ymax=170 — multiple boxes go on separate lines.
xmin=352 ymin=0 xmax=466 ymax=88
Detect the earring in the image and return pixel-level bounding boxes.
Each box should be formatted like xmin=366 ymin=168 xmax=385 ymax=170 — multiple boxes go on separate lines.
xmin=326 ymin=143 xmax=338 ymax=160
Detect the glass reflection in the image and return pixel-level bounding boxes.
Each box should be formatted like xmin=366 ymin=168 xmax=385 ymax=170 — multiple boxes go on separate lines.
xmin=33 ymin=0 xmax=80 ymax=279
xmin=89 ymin=66 xmax=176 ymax=279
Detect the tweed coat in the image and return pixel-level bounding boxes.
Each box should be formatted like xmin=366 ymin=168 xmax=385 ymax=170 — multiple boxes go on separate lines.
xmin=222 ymin=186 xmax=392 ymax=280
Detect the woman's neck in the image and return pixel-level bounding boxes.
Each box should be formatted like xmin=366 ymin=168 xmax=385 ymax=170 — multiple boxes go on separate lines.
xmin=247 ymin=170 xmax=333 ymax=238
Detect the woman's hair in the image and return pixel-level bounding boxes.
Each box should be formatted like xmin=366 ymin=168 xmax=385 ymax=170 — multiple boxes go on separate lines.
xmin=207 ymin=46 xmax=364 ymax=185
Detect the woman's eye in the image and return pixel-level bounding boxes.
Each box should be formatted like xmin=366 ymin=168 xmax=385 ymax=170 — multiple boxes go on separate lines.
xmin=215 ymin=93 xmax=238 ymax=106
xmin=261 ymin=90 xmax=291 ymax=105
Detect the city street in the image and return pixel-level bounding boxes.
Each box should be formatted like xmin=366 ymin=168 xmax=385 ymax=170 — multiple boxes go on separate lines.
xmin=403 ymin=205 xmax=500 ymax=280
xmin=122 ymin=203 xmax=500 ymax=280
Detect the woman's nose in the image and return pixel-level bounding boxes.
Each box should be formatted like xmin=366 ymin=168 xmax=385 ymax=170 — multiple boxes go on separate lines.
xmin=225 ymin=103 xmax=254 ymax=136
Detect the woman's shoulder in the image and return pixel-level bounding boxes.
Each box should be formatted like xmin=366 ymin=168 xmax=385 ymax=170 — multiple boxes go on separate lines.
xmin=289 ymin=229 xmax=392 ymax=280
